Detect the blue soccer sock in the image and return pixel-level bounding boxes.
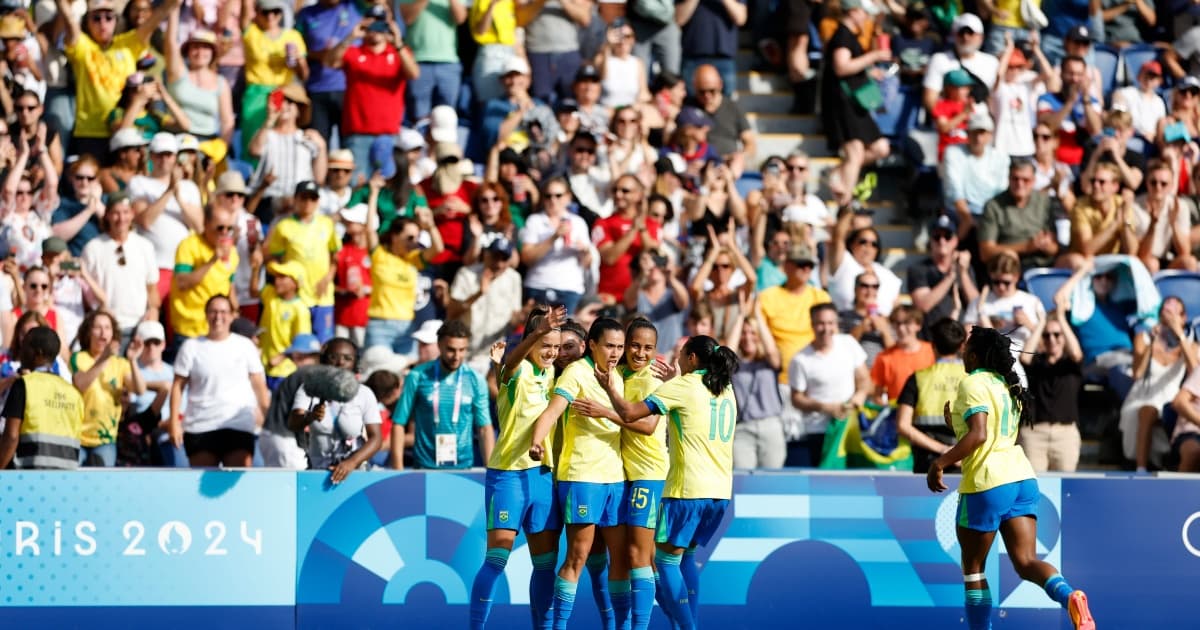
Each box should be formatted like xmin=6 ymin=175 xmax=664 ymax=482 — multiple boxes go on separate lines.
xmin=530 ymin=552 xmax=558 ymax=630
xmin=655 ymin=549 xmax=695 ymax=630
xmin=469 ymin=547 xmax=510 ymax=630
xmin=1043 ymin=573 xmax=1074 ymax=608
xmin=630 ymin=566 xmax=656 ymax=630
xmin=552 ymin=577 xmax=578 ymax=630
xmin=586 ymin=553 xmax=615 ymax=630
xmin=680 ymin=549 xmax=700 ymax=624
xmin=610 ymin=578 xmax=632 ymax=630
xmin=965 ymin=588 xmax=992 ymax=630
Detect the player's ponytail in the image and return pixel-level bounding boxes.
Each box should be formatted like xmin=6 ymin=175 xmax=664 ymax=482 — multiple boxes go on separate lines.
xmin=966 ymin=327 xmax=1034 ymax=427
xmin=684 ymin=335 xmax=739 ymax=395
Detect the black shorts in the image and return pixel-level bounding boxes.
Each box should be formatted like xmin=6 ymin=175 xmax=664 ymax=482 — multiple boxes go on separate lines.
xmin=784 ymin=0 xmax=813 ymax=36
xmin=183 ymin=429 xmax=257 ymax=460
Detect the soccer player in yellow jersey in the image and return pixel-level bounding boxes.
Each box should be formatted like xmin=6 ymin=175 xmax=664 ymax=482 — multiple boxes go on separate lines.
xmin=590 ymin=335 xmax=738 ymax=630
xmin=927 ymin=327 xmax=1095 ymax=630
xmin=469 ymin=306 xmax=565 ymax=630
xmin=529 ymin=318 xmax=629 ymax=630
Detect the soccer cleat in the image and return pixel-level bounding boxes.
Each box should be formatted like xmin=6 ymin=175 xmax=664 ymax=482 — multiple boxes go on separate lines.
xmin=1068 ymin=590 xmax=1095 ymax=630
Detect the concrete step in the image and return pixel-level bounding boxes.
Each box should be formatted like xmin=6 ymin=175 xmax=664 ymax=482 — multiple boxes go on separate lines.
xmin=755 ymin=132 xmax=832 ymax=160
xmin=880 ymin=247 xmax=922 ymax=283
xmin=735 ymin=91 xmax=795 ymax=115
xmin=876 ymin=224 xmax=916 ymax=250
xmin=737 ymin=48 xmax=757 ymax=71
xmin=746 ymin=113 xmax=822 ymax=135
xmin=736 ymin=71 xmax=792 ymax=94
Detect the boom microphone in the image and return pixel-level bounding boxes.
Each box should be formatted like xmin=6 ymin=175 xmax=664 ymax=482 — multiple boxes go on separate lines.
xmin=297 ymin=365 xmax=360 ymax=404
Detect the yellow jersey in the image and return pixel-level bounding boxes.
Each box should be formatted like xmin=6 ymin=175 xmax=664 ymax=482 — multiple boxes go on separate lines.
xmin=645 ymin=371 xmax=735 ymax=500
xmin=70 ymin=352 xmax=131 ymax=448
xmin=65 ymin=31 xmax=148 ymax=139
xmin=490 ymin=359 xmax=554 ymax=471
xmin=258 ymin=285 xmax=312 ymax=378
xmin=552 ymin=357 xmax=624 ymax=484
xmin=170 ymin=233 xmax=239 ymax=338
xmin=266 ymin=214 xmax=339 ymax=307
xmin=468 ymin=0 xmax=517 ymax=45
xmin=620 ymin=365 xmax=666 ymax=481
xmin=242 ymin=25 xmax=307 ymax=87
xmin=951 ymin=370 xmax=1036 ymax=493
xmin=368 ymin=247 xmax=422 ymax=321
xmin=757 ymin=284 xmax=832 ymax=383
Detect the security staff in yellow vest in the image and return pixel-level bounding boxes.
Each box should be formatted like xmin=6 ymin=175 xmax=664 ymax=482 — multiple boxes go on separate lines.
xmin=895 ymin=318 xmax=968 ymax=473
xmin=0 ymin=327 xmax=84 ymax=470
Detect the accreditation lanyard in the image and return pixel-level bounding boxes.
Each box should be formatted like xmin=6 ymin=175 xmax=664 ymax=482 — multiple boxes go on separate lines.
xmin=431 ymin=361 xmax=464 ymax=430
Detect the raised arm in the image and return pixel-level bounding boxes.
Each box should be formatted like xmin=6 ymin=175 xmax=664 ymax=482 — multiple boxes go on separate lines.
xmin=500 ymin=306 xmax=567 ymax=383
xmin=528 ymin=394 xmax=570 ymax=460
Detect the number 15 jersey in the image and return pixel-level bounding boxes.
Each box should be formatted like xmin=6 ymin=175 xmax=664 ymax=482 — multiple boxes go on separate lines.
xmin=645 ymin=371 xmax=736 ymax=500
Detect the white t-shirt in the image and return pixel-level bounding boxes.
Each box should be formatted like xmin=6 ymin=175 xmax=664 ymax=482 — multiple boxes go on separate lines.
xmin=81 ymin=232 xmax=158 ymax=330
xmin=788 ymin=334 xmax=867 ymax=435
xmin=992 ymin=76 xmax=1040 ymax=158
xmin=450 ymin=264 xmax=523 ymax=359
xmin=518 ymin=212 xmax=590 ymax=293
xmin=128 ymin=175 xmax=203 ymax=269
xmin=51 ymin=274 xmax=86 ymax=347
xmin=293 ymin=382 xmax=381 ymax=470
xmin=1112 ymin=86 xmax=1168 ymax=140
xmin=829 ymin=257 xmax=902 ymax=316
xmin=568 ymin=168 xmax=612 ymax=218
xmin=924 ymin=50 xmax=1000 ymax=95
xmin=1132 ymin=197 xmax=1193 ymax=259
xmin=233 ymin=208 xmax=264 ymax=307
xmin=173 ymin=335 xmax=264 ymax=434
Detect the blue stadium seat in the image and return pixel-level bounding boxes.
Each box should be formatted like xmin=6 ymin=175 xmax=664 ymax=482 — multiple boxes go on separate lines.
xmin=228 ymin=159 xmax=254 ymax=184
xmin=1121 ymin=43 xmax=1159 ymax=86
xmin=1154 ymin=270 xmax=1200 ymax=319
xmin=873 ymin=82 xmax=920 ymax=139
xmin=1092 ymin=44 xmax=1120 ymax=104
xmin=736 ymin=172 xmax=763 ymax=199
xmin=1023 ymin=267 xmax=1073 ymax=313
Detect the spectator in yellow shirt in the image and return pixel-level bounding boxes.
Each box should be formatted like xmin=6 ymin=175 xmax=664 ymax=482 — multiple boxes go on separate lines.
xmin=58 ymin=0 xmax=182 ymax=158
xmin=242 ymin=0 xmax=309 ymax=157
xmin=260 ymin=260 xmax=313 ymax=389
xmin=70 ymin=309 xmax=146 ymax=467
xmin=757 ymin=243 xmax=832 ymax=383
xmin=168 ymin=205 xmax=240 ymax=355
xmin=366 ymin=206 xmax=443 ymax=356
xmin=468 ymin=0 xmax=518 ymax=104
xmin=266 ymin=180 xmax=339 ymax=342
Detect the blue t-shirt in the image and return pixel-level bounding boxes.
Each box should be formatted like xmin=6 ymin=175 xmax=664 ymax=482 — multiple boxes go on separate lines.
xmin=1043 ymin=0 xmax=1091 ymax=38
xmin=51 ymin=198 xmax=102 ymax=257
xmin=393 ymin=360 xmax=490 ymax=469
xmin=296 ymin=0 xmax=363 ymax=93
xmin=132 ymin=362 xmax=175 ymax=422
xmin=678 ymin=0 xmax=742 ymax=58
xmin=1073 ymin=299 xmax=1135 ymax=363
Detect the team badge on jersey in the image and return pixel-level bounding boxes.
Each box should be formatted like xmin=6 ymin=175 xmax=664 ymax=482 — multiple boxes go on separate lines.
xmin=578 ymin=505 xmax=588 ymax=518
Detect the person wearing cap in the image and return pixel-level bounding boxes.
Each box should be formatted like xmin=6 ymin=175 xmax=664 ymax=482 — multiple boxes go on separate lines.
xmin=259 ymin=260 xmax=313 ymax=388
xmin=325 ymin=12 xmax=419 ymax=183
xmin=1131 ymin=158 xmax=1197 ymax=273
xmin=69 ymin=309 xmax=146 ymax=466
xmin=334 ymin=204 xmax=372 ymax=348
xmin=125 ymin=320 xmax=185 ymax=466
xmin=10 ymin=90 xmax=63 ymax=178
xmin=1054 ymin=25 xmax=1105 ymax=103
xmin=676 ymin=0 xmax=746 ymax=98
xmin=128 ymin=132 xmax=205 ymax=302
xmin=242 ymin=0 xmax=309 ymax=152
xmin=448 ymin=234 xmax=523 ymax=375
xmin=481 ymin=55 xmax=558 ymax=154
xmin=102 ymin=127 xmax=148 ymax=192
xmin=1112 ymin=60 xmax=1167 ymax=141
xmin=665 ymin=105 xmax=720 ymax=168
xmin=686 ymin=64 xmax=756 ymax=178
xmin=0 ymin=152 xmax=55 ymax=270
xmin=570 ymin=64 xmax=610 ymax=136
xmin=258 ymin=331 xmax=324 ymax=469
xmin=557 ymin=131 xmax=609 ymax=220
xmin=992 ymin=36 xmax=1055 ymax=160
xmin=81 ymin=191 xmax=157 ymax=344
xmin=909 ymin=214 xmax=979 ymax=335
xmin=249 ymin=81 xmax=327 ymax=204
xmin=943 ymin=112 xmax=1009 ymax=236
xmin=295 ymin=0 xmax=364 ymax=142
xmin=921 ymin=13 xmax=999 ymax=116
xmin=1036 ymin=54 xmax=1103 ymax=167
xmin=397 ymin=0 xmax=467 ymax=127
xmin=168 ymin=204 xmax=240 ymax=349
xmin=932 ymin=68 xmax=975 ymax=161
xmin=266 ymin=181 xmax=340 ymax=342
xmin=57 ymin=0 xmax=182 ymax=157
xmin=758 ymin=242 xmax=832 ymax=384
xmin=163 ymin=18 xmax=235 ymax=155
xmin=319 ymin=149 xmax=357 ymax=219
xmin=366 ymin=206 xmax=444 ymax=355
xmin=410 ymin=318 xmax=443 ymax=363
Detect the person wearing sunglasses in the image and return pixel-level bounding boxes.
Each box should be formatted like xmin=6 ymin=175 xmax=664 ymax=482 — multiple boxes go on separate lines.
xmin=1016 ymin=294 xmax=1084 ymax=472
xmin=1065 ymin=162 xmax=1139 ymax=267
xmin=129 ymin=132 xmax=205 ymax=304
xmin=1112 ymin=60 xmax=1167 ymax=142
xmin=1031 ymin=122 xmax=1077 ymax=214
xmin=910 ymin=214 xmax=979 ymax=336
xmin=964 ymin=251 xmax=1045 ymax=385
xmin=81 ymin=192 xmax=159 ymax=354
xmin=57 ymin=0 xmax=182 ymax=159
xmin=978 ymin=160 xmax=1060 ymax=270
xmin=1036 ymin=53 xmax=1102 ymax=169
xmin=840 ymin=270 xmax=892 ymax=367
xmin=1155 ymin=76 xmax=1200 ymax=153
xmin=827 ymin=208 xmax=901 ymax=316
xmin=166 ymin=205 xmax=240 ymax=357
xmin=921 ymin=14 xmax=997 ymax=118
xmin=1131 ymin=158 xmax=1198 ymax=274
xmin=1078 ymin=110 xmax=1144 ymax=199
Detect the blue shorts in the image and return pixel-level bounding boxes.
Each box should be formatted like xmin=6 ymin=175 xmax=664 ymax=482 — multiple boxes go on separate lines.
xmin=484 ymin=467 xmax=560 ymax=534
xmin=558 ymin=480 xmax=624 ymax=527
xmin=621 ymin=479 xmax=665 ymax=529
xmin=655 ymin=498 xmax=730 ymax=548
xmin=957 ymin=478 xmax=1040 ymax=532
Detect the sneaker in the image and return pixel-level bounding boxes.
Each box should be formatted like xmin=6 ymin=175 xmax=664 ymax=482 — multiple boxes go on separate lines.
xmin=1068 ymin=590 xmax=1095 ymax=630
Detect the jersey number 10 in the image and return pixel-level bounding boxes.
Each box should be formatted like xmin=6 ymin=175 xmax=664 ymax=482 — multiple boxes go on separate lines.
xmin=708 ymin=399 xmax=734 ymax=443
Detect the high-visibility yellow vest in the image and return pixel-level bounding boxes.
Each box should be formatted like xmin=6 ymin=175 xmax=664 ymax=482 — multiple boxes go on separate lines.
xmin=15 ymin=371 xmax=83 ymax=470
xmin=913 ymin=360 xmax=967 ymax=428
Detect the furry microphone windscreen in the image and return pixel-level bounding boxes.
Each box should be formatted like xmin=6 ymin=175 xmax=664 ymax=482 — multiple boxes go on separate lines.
xmin=298 ymin=365 xmax=360 ymax=403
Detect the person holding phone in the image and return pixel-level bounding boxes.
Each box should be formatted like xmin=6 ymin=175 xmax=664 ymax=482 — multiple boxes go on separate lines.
xmin=242 ymin=0 xmax=309 ymax=156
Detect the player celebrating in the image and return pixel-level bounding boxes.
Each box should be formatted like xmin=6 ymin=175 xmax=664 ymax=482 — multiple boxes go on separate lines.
xmin=469 ymin=306 xmax=566 ymax=629
xmin=588 ymin=335 xmax=738 ymax=630
xmin=927 ymin=327 xmax=1095 ymax=630
xmin=529 ymin=318 xmax=630 ymax=630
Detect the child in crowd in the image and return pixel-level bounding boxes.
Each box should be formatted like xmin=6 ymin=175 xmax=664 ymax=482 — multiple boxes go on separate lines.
xmin=260 ymin=260 xmax=311 ymax=390
xmin=933 ymin=69 xmax=974 ymax=161
xmin=334 ymin=204 xmax=372 ymax=349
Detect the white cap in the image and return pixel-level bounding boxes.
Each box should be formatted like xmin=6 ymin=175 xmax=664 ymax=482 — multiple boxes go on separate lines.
xmin=135 ymin=320 xmax=165 ymax=342
xmin=109 ymin=127 xmax=148 ymax=152
xmin=666 ymin=152 xmax=686 ymax=175
xmin=502 ymin=56 xmax=531 ymax=76
xmin=951 ymin=13 xmax=984 ymax=35
xmin=176 ymin=133 xmax=200 ymax=153
xmin=396 ymin=127 xmax=426 ymax=152
xmin=429 ymin=105 xmax=458 ymax=144
xmin=328 ymin=148 xmax=355 ymax=169
xmin=340 ymin=203 xmax=368 ymax=225
xmin=967 ymin=111 xmax=995 ymax=132
xmin=360 ymin=346 xmax=412 ymax=377
xmin=148 ymin=132 xmax=179 ymax=154
xmin=412 ymin=319 xmax=442 ymax=345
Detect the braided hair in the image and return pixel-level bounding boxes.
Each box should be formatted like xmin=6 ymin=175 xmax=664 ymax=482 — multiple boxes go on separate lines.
xmin=966 ymin=327 xmax=1034 ymax=427
xmin=681 ymin=335 xmax=739 ymax=395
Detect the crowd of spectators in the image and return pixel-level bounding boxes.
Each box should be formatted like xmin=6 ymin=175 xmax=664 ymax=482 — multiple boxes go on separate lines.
xmin=4 ymin=0 xmax=1200 ymax=475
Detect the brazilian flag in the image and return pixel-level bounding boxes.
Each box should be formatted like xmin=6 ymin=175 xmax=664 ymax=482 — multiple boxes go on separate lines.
xmin=819 ymin=402 xmax=913 ymax=471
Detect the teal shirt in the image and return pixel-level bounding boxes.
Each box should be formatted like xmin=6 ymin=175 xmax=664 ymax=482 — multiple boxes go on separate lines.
xmin=393 ymin=359 xmax=490 ymax=469
xmin=401 ymin=0 xmax=460 ymax=62
xmin=756 ymin=259 xmax=786 ymax=291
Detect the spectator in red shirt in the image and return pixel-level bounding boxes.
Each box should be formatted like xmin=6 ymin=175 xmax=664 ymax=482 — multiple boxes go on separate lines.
xmin=418 ymin=142 xmax=478 ymax=276
xmin=933 ymin=69 xmax=974 ymax=161
xmin=334 ymin=203 xmax=372 ymax=349
xmin=329 ymin=14 xmax=420 ymax=182
xmin=593 ymin=174 xmax=661 ymax=302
